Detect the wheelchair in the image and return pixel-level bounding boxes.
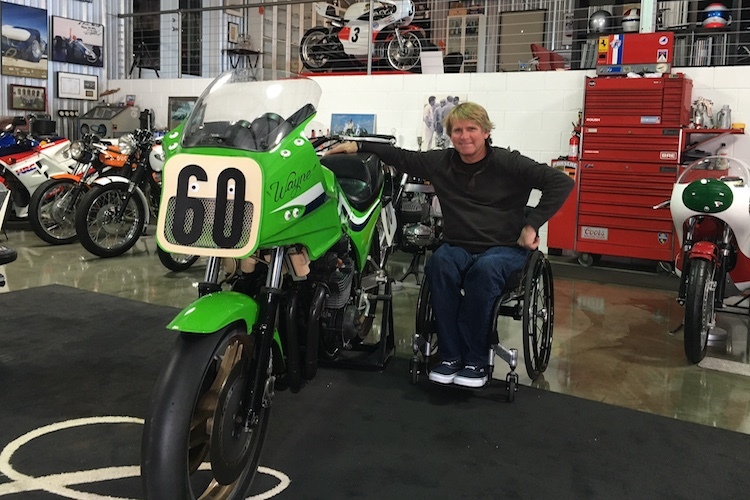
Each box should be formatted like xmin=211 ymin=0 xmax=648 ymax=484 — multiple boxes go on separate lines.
xmin=409 ymin=249 xmax=554 ymax=402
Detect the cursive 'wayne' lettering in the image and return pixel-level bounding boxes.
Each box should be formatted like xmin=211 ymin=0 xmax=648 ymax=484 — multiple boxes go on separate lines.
xmin=270 ymin=170 xmax=312 ymax=202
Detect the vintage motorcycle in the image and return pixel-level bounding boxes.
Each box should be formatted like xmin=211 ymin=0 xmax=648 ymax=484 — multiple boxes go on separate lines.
xmin=657 ymin=155 xmax=750 ymax=363
xmin=74 ymin=129 xmax=163 ymax=258
xmin=0 ymin=117 xmax=77 ymax=219
xmin=300 ymin=0 xmax=425 ymax=72
xmin=141 ymin=68 xmax=399 ymax=498
xmin=28 ymin=134 xmax=124 ymax=245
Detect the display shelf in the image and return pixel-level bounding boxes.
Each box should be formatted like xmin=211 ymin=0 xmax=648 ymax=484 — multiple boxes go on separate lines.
xmin=445 ymin=13 xmax=486 ymax=73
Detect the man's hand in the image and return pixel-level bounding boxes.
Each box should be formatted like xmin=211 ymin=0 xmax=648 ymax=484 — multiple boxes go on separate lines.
xmin=324 ymin=141 xmax=358 ymax=156
xmin=517 ymin=225 xmax=539 ymax=250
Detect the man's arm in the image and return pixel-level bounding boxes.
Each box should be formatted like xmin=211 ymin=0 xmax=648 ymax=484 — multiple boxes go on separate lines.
xmin=324 ymin=140 xmax=436 ymax=179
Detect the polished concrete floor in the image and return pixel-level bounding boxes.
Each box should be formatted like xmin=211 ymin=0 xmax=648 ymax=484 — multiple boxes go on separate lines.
xmin=2 ymin=222 xmax=750 ymax=436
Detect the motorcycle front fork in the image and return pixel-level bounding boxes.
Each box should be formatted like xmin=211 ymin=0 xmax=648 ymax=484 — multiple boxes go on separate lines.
xmin=679 ymin=218 xmax=732 ymax=308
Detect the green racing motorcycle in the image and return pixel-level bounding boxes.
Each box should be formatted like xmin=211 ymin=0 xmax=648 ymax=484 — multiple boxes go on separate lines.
xmin=141 ymin=68 xmax=400 ymax=498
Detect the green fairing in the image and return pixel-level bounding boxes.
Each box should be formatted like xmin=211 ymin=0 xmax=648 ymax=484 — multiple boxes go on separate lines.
xmin=344 ymin=194 xmax=381 ymax=272
xmin=683 ymin=179 xmax=734 ymax=214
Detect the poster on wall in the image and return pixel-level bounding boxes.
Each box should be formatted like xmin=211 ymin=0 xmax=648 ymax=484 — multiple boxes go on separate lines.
xmin=330 ymin=113 xmax=376 ymax=137
xmin=0 ymin=2 xmax=49 ymax=79
xmin=419 ymin=94 xmax=467 ymax=151
xmin=51 ymin=16 xmax=104 ymax=68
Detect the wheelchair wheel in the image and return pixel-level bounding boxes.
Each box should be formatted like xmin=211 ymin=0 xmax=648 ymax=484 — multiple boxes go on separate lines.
xmin=522 ymin=251 xmax=554 ymax=380
xmin=412 ymin=277 xmax=438 ymax=383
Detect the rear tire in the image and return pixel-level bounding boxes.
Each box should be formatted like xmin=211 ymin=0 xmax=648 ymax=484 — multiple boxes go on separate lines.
xmin=684 ymin=258 xmax=715 ymax=364
xmin=300 ymin=27 xmax=336 ymax=71
xmin=141 ymin=325 xmax=270 ymax=498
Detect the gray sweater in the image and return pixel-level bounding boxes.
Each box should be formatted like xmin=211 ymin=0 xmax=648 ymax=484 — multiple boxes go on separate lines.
xmin=361 ymin=143 xmax=574 ymax=253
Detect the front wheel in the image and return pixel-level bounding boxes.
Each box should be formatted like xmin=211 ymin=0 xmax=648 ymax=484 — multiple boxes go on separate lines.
xmin=157 ymin=246 xmax=200 ymax=272
xmin=684 ymin=258 xmax=716 ymax=364
xmin=141 ymin=325 xmax=270 ymax=498
xmin=386 ymin=31 xmax=422 ymax=72
xmin=28 ymin=178 xmax=82 ymax=245
xmin=75 ymin=183 xmax=146 ymax=258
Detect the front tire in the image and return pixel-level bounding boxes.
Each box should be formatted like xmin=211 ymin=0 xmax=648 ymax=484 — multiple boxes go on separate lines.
xmin=684 ymin=258 xmax=716 ymax=364
xmin=28 ymin=178 xmax=81 ymax=245
xmin=75 ymin=183 xmax=146 ymax=258
xmin=386 ymin=31 xmax=422 ymax=72
xmin=141 ymin=325 xmax=270 ymax=499
xmin=157 ymin=246 xmax=199 ymax=272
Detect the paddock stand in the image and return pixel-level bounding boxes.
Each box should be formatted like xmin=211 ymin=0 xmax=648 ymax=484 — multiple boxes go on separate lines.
xmin=400 ymin=248 xmax=427 ymax=285
xmin=322 ymin=273 xmax=395 ymax=371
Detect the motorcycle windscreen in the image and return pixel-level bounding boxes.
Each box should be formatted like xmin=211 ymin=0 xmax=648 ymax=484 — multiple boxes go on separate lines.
xmin=156 ymin=153 xmax=262 ymax=258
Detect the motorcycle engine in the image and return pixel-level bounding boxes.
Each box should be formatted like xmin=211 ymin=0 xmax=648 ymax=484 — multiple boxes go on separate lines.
xmin=399 ymin=190 xmax=442 ymax=251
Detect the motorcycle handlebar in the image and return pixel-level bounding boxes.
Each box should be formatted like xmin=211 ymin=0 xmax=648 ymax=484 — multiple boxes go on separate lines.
xmin=653 ymin=200 xmax=671 ymax=210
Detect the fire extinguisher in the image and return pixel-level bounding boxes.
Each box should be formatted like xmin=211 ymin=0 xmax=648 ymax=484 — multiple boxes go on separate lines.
xmin=568 ymin=130 xmax=579 ymax=161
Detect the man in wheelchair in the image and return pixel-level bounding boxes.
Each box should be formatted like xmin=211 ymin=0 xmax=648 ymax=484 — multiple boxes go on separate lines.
xmin=326 ymin=102 xmax=574 ymax=388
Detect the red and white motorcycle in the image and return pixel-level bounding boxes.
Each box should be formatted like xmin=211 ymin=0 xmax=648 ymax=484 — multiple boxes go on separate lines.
xmin=0 ymin=117 xmax=77 ymax=219
xmin=300 ymin=0 xmax=426 ymax=72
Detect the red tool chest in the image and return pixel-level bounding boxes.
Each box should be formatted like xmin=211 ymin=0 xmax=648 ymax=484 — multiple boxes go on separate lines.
xmin=548 ymin=74 xmax=693 ymax=264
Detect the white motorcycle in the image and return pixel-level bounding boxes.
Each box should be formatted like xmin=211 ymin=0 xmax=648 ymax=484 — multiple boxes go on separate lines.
xmin=300 ymin=0 xmax=426 ymax=72
xmin=657 ymin=155 xmax=750 ymax=363
xmin=0 ymin=117 xmax=77 ymax=219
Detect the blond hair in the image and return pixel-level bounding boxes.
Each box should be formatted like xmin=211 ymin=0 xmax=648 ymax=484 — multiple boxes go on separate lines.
xmin=443 ymin=102 xmax=495 ymax=136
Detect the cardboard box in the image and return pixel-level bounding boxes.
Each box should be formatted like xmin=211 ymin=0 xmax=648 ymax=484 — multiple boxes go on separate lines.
xmin=449 ymin=8 xmax=467 ymax=16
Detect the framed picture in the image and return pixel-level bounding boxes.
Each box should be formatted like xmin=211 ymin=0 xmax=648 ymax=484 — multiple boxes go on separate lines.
xmin=57 ymin=72 xmax=99 ymax=101
xmin=8 ymin=84 xmax=46 ymax=111
xmin=51 ymin=16 xmax=104 ymax=68
xmin=330 ymin=113 xmax=376 ymax=137
xmin=228 ymin=22 xmax=239 ymax=44
xmin=168 ymin=96 xmax=198 ymax=131
xmin=0 ymin=2 xmax=49 ymax=79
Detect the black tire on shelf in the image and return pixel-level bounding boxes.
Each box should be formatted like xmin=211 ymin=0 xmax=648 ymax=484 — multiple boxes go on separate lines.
xmin=300 ymin=27 xmax=334 ymax=71
xmin=28 ymin=178 xmax=80 ymax=245
xmin=157 ymin=246 xmax=199 ymax=272
xmin=683 ymin=258 xmax=716 ymax=364
xmin=522 ymin=251 xmax=554 ymax=380
xmin=141 ymin=324 xmax=270 ymax=499
xmin=385 ymin=31 xmax=422 ymax=72
xmin=75 ymin=183 xmax=146 ymax=258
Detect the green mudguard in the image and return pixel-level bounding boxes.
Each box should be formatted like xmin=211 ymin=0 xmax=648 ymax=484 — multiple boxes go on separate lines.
xmin=167 ymin=291 xmax=260 ymax=334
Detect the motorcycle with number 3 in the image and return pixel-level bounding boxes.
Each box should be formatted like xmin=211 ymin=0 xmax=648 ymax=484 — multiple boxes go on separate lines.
xmin=656 ymin=155 xmax=750 ymax=363
xmin=141 ymin=68 xmax=399 ymax=498
xmin=300 ymin=0 xmax=425 ymax=72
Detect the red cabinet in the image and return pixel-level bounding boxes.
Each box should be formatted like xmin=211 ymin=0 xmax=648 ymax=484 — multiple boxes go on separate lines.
xmin=547 ymin=74 xmax=693 ymax=264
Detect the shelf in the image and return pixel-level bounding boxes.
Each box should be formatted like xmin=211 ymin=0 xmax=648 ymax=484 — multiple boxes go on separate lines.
xmin=682 ymin=128 xmax=744 ymax=152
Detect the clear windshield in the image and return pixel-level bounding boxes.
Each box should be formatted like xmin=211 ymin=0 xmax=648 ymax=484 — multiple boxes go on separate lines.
xmin=676 ymin=155 xmax=750 ymax=186
xmin=182 ymin=68 xmax=322 ymax=152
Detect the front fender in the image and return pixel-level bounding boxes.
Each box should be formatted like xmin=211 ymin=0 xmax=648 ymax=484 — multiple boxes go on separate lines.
xmin=168 ymin=291 xmax=260 ymax=334
xmin=92 ymin=174 xmax=131 ymax=186
xmin=689 ymin=241 xmax=718 ymax=263
xmin=50 ymin=172 xmax=82 ymax=182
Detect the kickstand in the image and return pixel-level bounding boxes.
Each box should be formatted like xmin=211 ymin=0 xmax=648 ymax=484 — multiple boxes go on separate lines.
xmin=400 ymin=249 xmax=426 ymax=285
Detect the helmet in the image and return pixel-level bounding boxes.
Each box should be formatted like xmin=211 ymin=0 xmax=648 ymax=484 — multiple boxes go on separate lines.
xmin=149 ymin=143 xmax=165 ymax=172
xmin=622 ymin=8 xmax=640 ymax=32
xmin=702 ymin=3 xmax=731 ymax=29
xmin=589 ymin=10 xmax=613 ymax=33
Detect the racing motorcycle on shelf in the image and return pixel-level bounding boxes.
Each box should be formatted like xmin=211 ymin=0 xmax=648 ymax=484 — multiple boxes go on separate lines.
xmin=655 ymin=155 xmax=750 ymax=364
xmin=141 ymin=68 xmax=400 ymax=498
xmin=74 ymin=129 xmax=164 ymax=258
xmin=0 ymin=116 xmax=77 ymax=220
xmin=28 ymin=134 xmax=124 ymax=245
xmin=300 ymin=0 xmax=426 ymax=72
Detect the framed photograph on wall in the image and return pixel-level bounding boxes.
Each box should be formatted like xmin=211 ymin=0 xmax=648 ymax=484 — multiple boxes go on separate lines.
xmin=0 ymin=2 xmax=49 ymax=79
xmin=330 ymin=113 xmax=376 ymax=137
xmin=228 ymin=22 xmax=239 ymax=44
xmin=168 ymin=97 xmax=198 ymax=131
xmin=8 ymin=84 xmax=46 ymax=112
xmin=51 ymin=16 xmax=104 ymax=67
xmin=57 ymin=72 xmax=99 ymax=100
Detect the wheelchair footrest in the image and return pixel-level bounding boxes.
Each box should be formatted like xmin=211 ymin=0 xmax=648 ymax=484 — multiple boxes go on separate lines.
xmin=492 ymin=344 xmax=517 ymax=371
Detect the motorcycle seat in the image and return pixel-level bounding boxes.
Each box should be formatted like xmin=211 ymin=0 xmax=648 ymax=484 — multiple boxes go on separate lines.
xmin=320 ymin=152 xmax=384 ymax=212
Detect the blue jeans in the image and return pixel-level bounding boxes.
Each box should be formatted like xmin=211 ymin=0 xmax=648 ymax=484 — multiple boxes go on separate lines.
xmin=425 ymin=244 xmax=530 ymax=368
